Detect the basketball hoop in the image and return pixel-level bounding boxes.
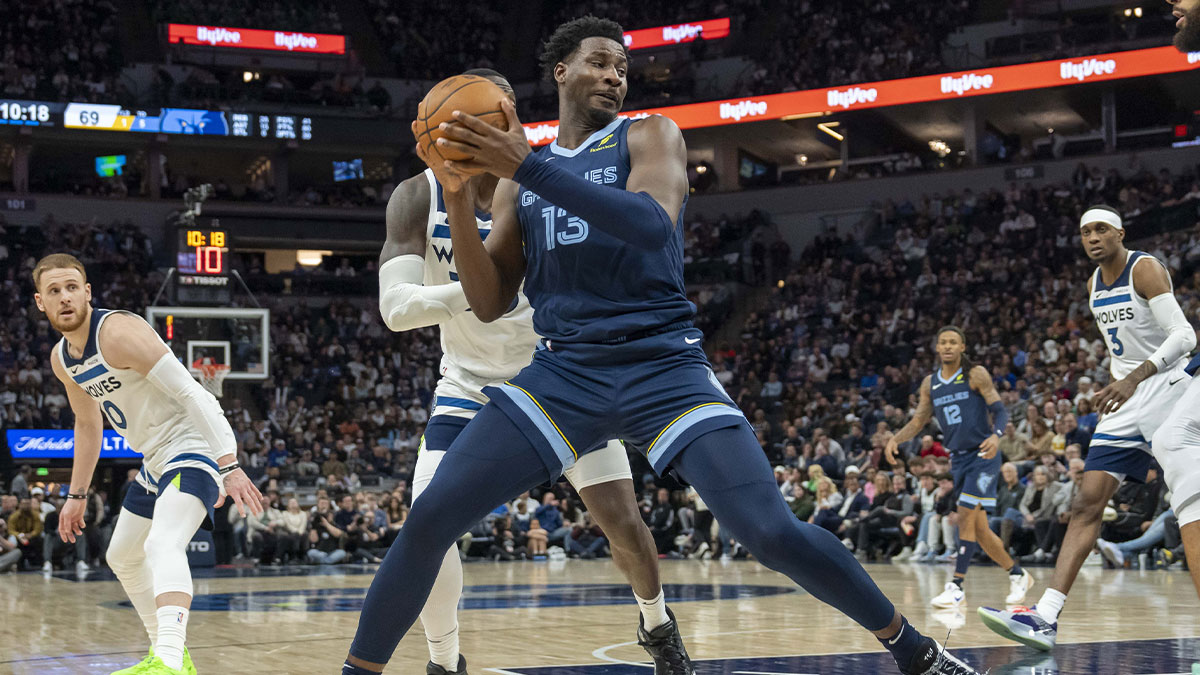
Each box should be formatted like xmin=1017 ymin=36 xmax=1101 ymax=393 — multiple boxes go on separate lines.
xmin=194 ymin=360 xmax=230 ymax=398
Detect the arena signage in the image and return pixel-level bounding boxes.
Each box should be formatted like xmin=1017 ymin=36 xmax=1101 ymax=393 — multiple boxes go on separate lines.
xmin=623 ymin=18 xmax=730 ymax=50
xmin=6 ymin=429 xmax=141 ymax=459
xmin=522 ymin=45 xmax=1200 ymax=145
xmin=167 ymin=23 xmax=346 ymax=55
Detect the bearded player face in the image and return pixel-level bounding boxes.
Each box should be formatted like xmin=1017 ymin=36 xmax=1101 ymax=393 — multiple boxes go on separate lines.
xmin=1170 ymin=0 xmax=1200 ymax=52
xmin=35 ymin=267 xmax=92 ymax=333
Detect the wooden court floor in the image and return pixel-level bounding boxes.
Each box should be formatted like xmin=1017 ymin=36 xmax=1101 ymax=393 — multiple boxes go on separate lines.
xmin=2 ymin=559 xmax=1198 ymax=674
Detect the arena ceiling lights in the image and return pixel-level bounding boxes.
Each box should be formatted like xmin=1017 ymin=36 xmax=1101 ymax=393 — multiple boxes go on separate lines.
xmin=522 ymin=45 xmax=1200 ymax=146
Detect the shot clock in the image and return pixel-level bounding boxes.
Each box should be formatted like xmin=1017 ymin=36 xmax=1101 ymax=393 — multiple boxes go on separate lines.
xmin=176 ymin=226 xmax=232 ymax=304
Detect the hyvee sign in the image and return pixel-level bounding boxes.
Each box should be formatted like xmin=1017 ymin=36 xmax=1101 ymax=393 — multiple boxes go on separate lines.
xmin=167 ymin=24 xmax=346 ymax=54
xmin=523 ymin=45 xmax=1200 ymax=144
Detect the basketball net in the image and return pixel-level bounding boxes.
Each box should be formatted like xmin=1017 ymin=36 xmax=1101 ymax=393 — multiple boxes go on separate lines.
xmin=194 ymin=360 xmax=230 ymax=398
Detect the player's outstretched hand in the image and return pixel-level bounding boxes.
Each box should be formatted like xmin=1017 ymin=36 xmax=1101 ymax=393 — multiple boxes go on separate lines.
xmin=1094 ymin=377 xmax=1136 ymax=417
xmin=883 ymin=437 xmax=901 ymax=467
xmin=58 ymin=497 xmax=86 ymax=544
xmin=978 ymin=434 xmax=1000 ymax=459
xmin=412 ymin=122 xmax=469 ymax=193
xmin=440 ymin=99 xmax=531 ymax=180
xmin=218 ymin=468 xmax=264 ymax=517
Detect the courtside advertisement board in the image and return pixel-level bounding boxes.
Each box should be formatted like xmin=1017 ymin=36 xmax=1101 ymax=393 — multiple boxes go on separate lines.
xmin=7 ymin=429 xmax=141 ymax=460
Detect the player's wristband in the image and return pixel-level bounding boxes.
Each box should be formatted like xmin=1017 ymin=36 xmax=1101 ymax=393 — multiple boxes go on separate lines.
xmin=66 ymin=493 xmax=87 ymax=500
xmin=218 ymin=463 xmax=240 ymax=476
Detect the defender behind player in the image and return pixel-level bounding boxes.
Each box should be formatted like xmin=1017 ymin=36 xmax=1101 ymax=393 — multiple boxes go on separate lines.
xmin=980 ymin=206 xmax=1196 ymax=650
xmin=35 ymin=254 xmax=263 ymax=675
xmin=379 ymin=69 xmax=692 ymax=675
xmin=886 ymin=327 xmax=1033 ymax=610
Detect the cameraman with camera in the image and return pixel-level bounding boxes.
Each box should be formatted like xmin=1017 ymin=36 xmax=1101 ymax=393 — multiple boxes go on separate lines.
xmin=307 ymin=496 xmax=348 ymax=565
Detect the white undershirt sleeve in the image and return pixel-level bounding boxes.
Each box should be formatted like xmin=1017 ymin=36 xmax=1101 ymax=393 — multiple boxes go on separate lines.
xmin=378 ymin=254 xmax=470 ymax=332
xmin=145 ymin=352 xmax=236 ymax=459
xmin=1147 ymin=293 xmax=1197 ymax=372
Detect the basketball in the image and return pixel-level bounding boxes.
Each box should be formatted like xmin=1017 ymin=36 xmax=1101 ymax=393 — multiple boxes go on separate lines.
xmin=415 ymin=74 xmax=509 ymax=162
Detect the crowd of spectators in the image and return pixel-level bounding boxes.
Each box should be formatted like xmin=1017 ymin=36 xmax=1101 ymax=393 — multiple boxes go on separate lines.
xmin=152 ymin=0 xmax=342 ymax=33
xmin=4 ymin=154 xmax=1200 ymax=570
xmin=0 ymin=0 xmax=126 ymax=105
xmin=366 ymin=0 xmax=503 ymax=80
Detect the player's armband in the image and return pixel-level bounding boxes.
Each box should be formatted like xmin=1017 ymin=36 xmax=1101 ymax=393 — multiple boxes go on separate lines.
xmin=378 ymin=255 xmax=470 ymax=332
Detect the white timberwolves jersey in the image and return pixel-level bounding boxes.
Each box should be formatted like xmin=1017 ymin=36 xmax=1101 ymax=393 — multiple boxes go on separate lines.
xmin=422 ymin=169 xmax=540 ymax=383
xmin=1089 ymin=251 xmax=1185 ymax=380
xmin=55 ymin=309 xmax=220 ymax=478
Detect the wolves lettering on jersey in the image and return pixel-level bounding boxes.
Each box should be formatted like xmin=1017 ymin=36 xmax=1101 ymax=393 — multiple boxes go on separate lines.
xmin=515 ymin=116 xmax=695 ymax=344
xmin=422 ymin=170 xmax=540 ymax=384
xmin=1089 ymin=250 xmax=1184 ymax=380
xmin=930 ymin=367 xmax=992 ymax=453
xmin=56 ymin=309 xmax=218 ymax=478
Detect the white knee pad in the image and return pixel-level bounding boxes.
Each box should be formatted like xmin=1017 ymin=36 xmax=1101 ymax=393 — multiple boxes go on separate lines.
xmin=144 ymin=485 xmax=208 ymax=597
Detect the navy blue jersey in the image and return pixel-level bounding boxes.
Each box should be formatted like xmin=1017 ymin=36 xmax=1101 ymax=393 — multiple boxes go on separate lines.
xmin=515 ymin=116 xmax=694 ymax=344
xmin=930 ymin=366 xmax=992 ymax=454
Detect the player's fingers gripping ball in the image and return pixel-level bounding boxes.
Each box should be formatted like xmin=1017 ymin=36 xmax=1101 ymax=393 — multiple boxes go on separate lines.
xmin=415 ymin=74 xmax=509 ymax=162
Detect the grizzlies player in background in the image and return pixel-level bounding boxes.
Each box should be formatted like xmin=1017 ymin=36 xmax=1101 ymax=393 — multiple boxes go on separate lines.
xmin=885 ymin=327 xmax=1033 ymax=611
xmin=1168 ymin=0 xmax=1200 ymax=51
xmin=344 ymin=16 xmax=982 ymax=675
xmin=980 ymin=206 xmax=1196 ymax=650
xmin=34 ymin=254 xmax=263 ymax=675
xmin=379 ymin=68 xmax=692 ymax=675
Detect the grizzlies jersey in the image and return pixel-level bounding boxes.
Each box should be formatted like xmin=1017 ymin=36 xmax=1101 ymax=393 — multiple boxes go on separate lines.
xmin=515 ymin=117 xmax=695 ymax=344
xmin=930 ymin=366 xmax=992 ymax=454
xmin=54 ymin=309 xmax=220 ymax=475
xmin=1090 ymin=251 xmax=1184 ymax=380
xmin=423 ymin=170 xmax=540 ymax=383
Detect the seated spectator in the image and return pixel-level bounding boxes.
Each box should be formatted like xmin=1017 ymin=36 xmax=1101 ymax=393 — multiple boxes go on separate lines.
xmin=565 ymin=513 xmax=608 ymax=560
xmin=918 ymin=435 xmax=948 ymax=459
xmin=7 ymin=497 xmax=43 ymax=570
xmin=40 ymin=495 xmax=86 ymax=572
xmin=1102 ymin=467 xmax=1163 ymax=543
xmin=808 ymin=478 xmax=843 ymax=533
xmin=488 ymin=515 xmax=526 ymax=561
xmin=307 ymin=497 xmax=348 ymax=565
xmin=789 ymin=482 xmax=816 ymax=522
xmin=0 ymin=518 xmax=21 ymax=573
xmin=526 ymin=514 xmax=548 ymax=558
xmin=277 ymin=498 xmax=308 ymax=564
xmin=647 ymin=488 xmax=677 ymax=554
xmin=990 ymin=462 xmax=1029 ymax=552
xmin=1021 ymin=464 xmax=1069 ymax=563
xmin=1097 ymin=483 xmax=1175 ymax=568
xmin=535 ymin=493 xmax=569 ymax=546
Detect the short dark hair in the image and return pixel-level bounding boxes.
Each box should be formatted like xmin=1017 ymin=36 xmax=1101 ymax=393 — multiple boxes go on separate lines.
xmin=936 ymin=325 xmax=966 ymax=344
xmin=539 ymin=15 xmax=628 ymax=83
xmin=462 ymin=68 xmax=505 ymax=81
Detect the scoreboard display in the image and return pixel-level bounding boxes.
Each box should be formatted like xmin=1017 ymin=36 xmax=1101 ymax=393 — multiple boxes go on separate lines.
xmin=176 ymin=227 xmax=231 ymax=304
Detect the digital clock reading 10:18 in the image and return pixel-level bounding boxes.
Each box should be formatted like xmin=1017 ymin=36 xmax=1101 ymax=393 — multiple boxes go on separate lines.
xmin=0 ymin=101 xmax=51 ymax=123
xmin=178 ymin=229 xmax=228 ymax=275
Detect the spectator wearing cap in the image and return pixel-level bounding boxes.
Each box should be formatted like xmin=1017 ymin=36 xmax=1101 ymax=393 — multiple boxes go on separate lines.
xmin=267 ymin=439 xmax=290 ymax=468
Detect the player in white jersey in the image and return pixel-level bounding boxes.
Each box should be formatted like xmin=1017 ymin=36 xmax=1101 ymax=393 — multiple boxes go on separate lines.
xmin=373 ymin=69 xmax=692 ymax=675
xmin=33 ymin=254 xmax=263 ymax=675
xmin=980 ymin=205 xmax=1197 ymax=650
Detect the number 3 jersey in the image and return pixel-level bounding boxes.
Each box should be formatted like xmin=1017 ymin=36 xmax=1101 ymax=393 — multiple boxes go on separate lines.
xmin=514 ymin=116 xmax=694 ymax=344
xmin=54 ymin=309 xmax=224 ymax=481
xmin=1089 ymin=251 xmax=1185 ymax=380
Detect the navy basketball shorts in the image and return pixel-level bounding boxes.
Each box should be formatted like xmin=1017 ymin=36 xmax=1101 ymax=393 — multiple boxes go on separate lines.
xmin=1085 ymin=365 xmax=1188 ymax=483
xmin=485 ymin=327 xmax=748 ymax=477
xmin=950 ymin=450 xmax=1002 ymax=512
xmin=123 ymin=466 xmax=220 ymax=530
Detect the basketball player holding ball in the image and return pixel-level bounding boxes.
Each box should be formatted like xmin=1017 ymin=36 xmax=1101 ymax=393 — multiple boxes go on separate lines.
xmin=377 ymin=69 xmax=693 ymax=675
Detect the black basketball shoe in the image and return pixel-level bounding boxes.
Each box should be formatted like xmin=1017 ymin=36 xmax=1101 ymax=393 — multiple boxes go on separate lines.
xmin=637 ymin=607 xmax=695 ymax=675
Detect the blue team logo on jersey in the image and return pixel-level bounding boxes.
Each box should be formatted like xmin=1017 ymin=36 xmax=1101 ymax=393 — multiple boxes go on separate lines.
xmin=976 ymin=472 xmax=995 ymax=493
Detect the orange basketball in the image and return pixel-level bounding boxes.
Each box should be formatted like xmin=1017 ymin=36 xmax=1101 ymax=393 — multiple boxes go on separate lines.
xmin=415 ymin=74 xmax=509 ymax=163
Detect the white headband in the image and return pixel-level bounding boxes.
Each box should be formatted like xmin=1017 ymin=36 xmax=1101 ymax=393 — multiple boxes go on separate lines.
xmin=1081 ymin=208 xmax=1122 ymax=230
